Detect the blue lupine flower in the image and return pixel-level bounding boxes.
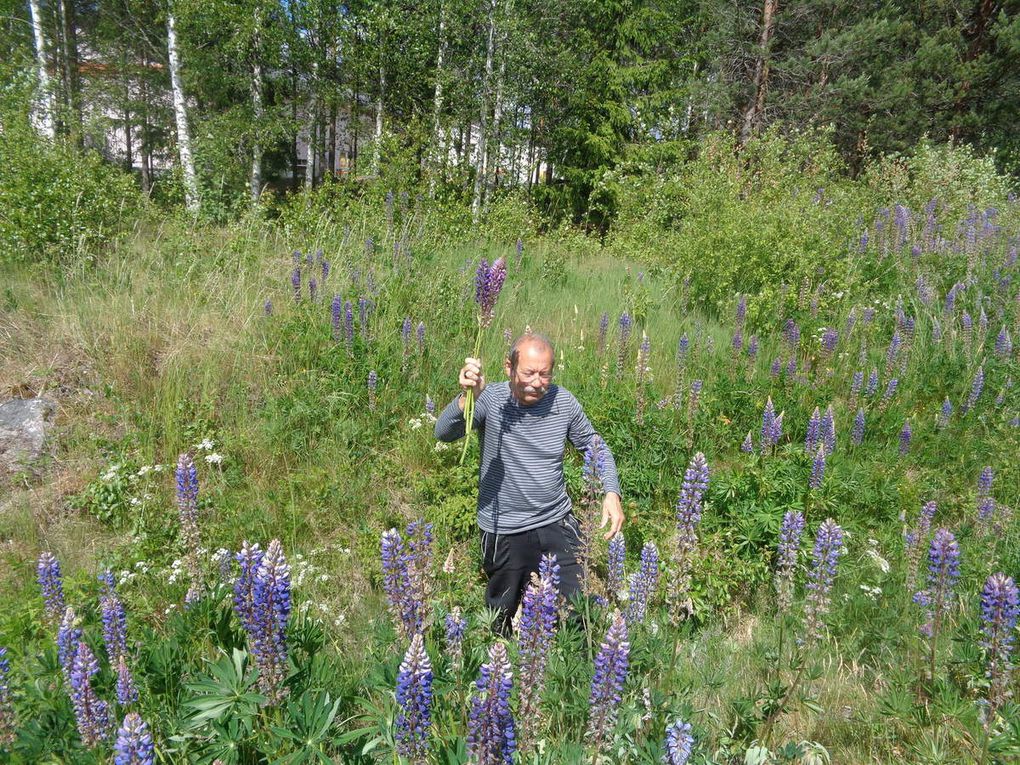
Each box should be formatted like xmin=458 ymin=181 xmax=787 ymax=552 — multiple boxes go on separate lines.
xmin=381 ymin=524 xmax=430 ymax=640
xmin=731 ymin=328 xmax=743 ymax=353
xmin=233 ymin=541 xmax=264 ymax=636
xmin=979 ymin=307 xmax=988 ymax=339
xmin=769 ymin=357 xmax=782 ymax=378
xmin=515 ymin=238 xmax=524 ymax=264
xmin=625 ymin=543 xmax=659 ymax=625
xmin=735 ymin=295 xmax=747 ymax=326
xmin=367 ymin=370 xmax=378 ymax=410
xmin=99 ymin=571 xmax=131 ymax=699
xmin=69 ymin=641 xmax=110 ymax=747
xmin=937 ymin=397 xmax=952 ymax=429
xmin=995 ymin=326 xmax=1012 ymax=358
xmin=747 ymin=334 xmax=759 ymax=359
xmin=467 ymin=642 xmax=515 ymax=765
xmin=804 ymin=519 xmax=844 ymax=644
xmin=809 ymin=445 xmax=826 ymax=490
xmin=819 ymin=406 xmax=835 ymax=453
xmin=915 ymin=528 xmax=960 ymax=639
xmin=582 ymin=435 xmax=607 ymax=508
xmin=114 ymin=712 xmax=154 ymax=765
xmin=175 ymin=453 xmax=199 ymax=553
xmin=866 ymin=368 xmax=879 ymax=397
xmin=475 ymin=258 xmax=507 ymax=329
xmin=321 ymin=259 xmax=330 ymax=282
xmin=785 ymin=357 xmax=797 ymax=377
xmin=291 ymin=267 xmax=301 ymax=301
xmin=607 ymin=535 xmax=626 ymax=599
xmin=961 ymin=312 xmax=973 ymax=343
xmin=805 ymin=407 xmax=821 ymax=453
xmin=395 ymin=633 xmax=433 ymax=764
xmin=116 ymin=654 xmax=138 ymax=707
xmin=965 ymin=366 xmax=984 ymax=412
xmin=821 ymin=327 xmax=838 ymax=356
xmin=539 ymin=552 xmax=561 ymax=592
xmin=516 ymin=561 xmax=559 ymax=752
xmin=851 ymin=408 xmax=865 ymax=445
xmin=775 ymin=511 xmax=805 ymax=614
xmin=444 ymin=608 xmax=466 ymax=669
xmin=597 ymin=312 xmax=609 ymax=355
xmin=616 ymin=313 xmax=633 ymax=378
xmin=57 ymin=606 xmax=82 ymax=679
xmin=248 ymin=539 xmax=291 ymax=702
xmin=740 ymin=431 xmax=753 ymax=453
xmin=905 ymin=500 xmax=937 ymax=595
xmin=330 ymin=295 xmax=342 ymax=341
xmin=37 ymin=551 xmax=65 ymax=624
xmin=687 ymin=380 xmax=703 ymax=421
xmin=977 ymin=466 xmax=994 ymax=498
xmin=898 ymin=420 xmax=912 ymax=456
xmin=761 ymin=398 xmax=776 ymax=449
xmin=263 ymin=299 xmax=272 ymax=316
xmin=885 ymin=331 xmax=902 ymax=375
xmin=932 ymin=318 xmax=942 ymax=342
xmin=883 ymin=378 xmax=899 ymax=403
xmin=587 ymin=610 xmax=630 ymax=752
xmin=0 ymin=647 xmax=15 ymax=748
xmin=675 ymin=453 xmax=709 ymax=545
xmin=402 ymin=317 xmax=413 ymax=356
xmin=783 ymin=319 xmax=800 ymax=349
xmin=343 ymin=300 xmax=354 ymax=351
xmin=980 ymin=573 xmax=1018 ymax=711
xmin=405 ymin=521 xmax=434 ymax=623
xmin=662 ymin=719 xmax=694 ymax=764
xmin=308 ymin=277 xmax=317 ymax=302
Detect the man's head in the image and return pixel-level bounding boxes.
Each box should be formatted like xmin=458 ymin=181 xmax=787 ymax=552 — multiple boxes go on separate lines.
xmin=505 ymin=333 xmax=556 ymax=406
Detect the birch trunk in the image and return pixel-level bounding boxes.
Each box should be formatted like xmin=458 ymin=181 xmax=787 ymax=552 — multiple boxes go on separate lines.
xmin=373 ymin=59 xmax=385 ymax=176
xmin=429 ymin=0 xmax=448 ymax=189
xmin=28 ymin=0 xmax=55 ymax=139
xmin=166 ymin=5 xmax=201 ymax=213
xmin=250 ymin=7 xmax=264 ymax=205
xmin=739 ymin=0 xmax=778 ymax=146
xmin=471 ymin=0 xmax=497 ymax=223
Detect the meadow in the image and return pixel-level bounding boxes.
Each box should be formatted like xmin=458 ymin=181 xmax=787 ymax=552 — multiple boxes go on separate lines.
xmin=0 ymin=135 xmax=1018 ymax=764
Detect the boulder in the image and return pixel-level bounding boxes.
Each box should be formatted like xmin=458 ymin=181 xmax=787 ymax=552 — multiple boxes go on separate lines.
xmin=0 ymin=398 xmax=56 ymax=474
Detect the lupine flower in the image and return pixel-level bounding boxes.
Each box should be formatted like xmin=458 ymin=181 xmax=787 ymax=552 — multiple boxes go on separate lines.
xmin=979 ymin=307 xmax=988 ymax=339
xmin=57 ymin=606 xmax=82 ymax=679
xmin=246 ymin=539 xmax=291 ymax=702
xmin=962 ymin=312 xmax=973 ymax=344
xmin=292 ymin=250 xmax=301 ymax=264
xmin=771 ymin=412 xmax=784 ymax=447
xmin=821 ymin=327 xmax=838 ymax=356
xmin=358 ymin=297 xmax=371 ymax=339
xmin=735 ymin=294 xmax=747 ymax=326
xmin=783 ymin=319 xmax=800 ymax=349
xmin=343 ymin=300 xmax=354 ymax=351
xmin=845 ymin=307 xmax=858 ymax=337
xmin=515 ymin=238 xmax=524 ymax=264
xmin=37 ymin=551 xmax=65 ymax=624
xmin=979 ymin=573 xmax=1018 ymax=712
xmin=905 ymin=501 xmax=937 ymax=594
xmin=775 ymin=511 xmax=805 ymax=614
xmin=233 ymin=541 xmax=264 ymax=637
xmin=607 ymin=535 xmax=626 ymax=599
xmin=914 ymin=528 xmax=960 ymax=639
xmin=932 ymin=318 xmax=942 ymax=342
xmin=305 ymin=250 xmax=314 ymax=266
xmin=851 ymin=408 xmax=865 ymax=445
xmin=308 ymin=277 xmax=317 ymax=302
xmin=291 ymin=267 xmax=301 ymax=301
xmin=625 ymin=542 xmax=660 ymax=624
xmin=809 ymin=445 xmax=827 ymax=490
xmin=747 ymin=335 xmax=759 ymax=361
xmin=669 ymin=453 xmax=709 ymax=616
xmin=687 ymin=380 xmax=702 ymax=420
xmin=770 ymin=357 xmax=782 ymax=377
xmin=263 ymin=299 xmax=272 ymax=316
xmin=113 ymin=712 xmax=154 ymax=765
xmin=597 ymin=312 xmax=609 ymax=355
xmin=582 ymin=436 xmax=607 ymax=509
xmin=425 ymin=395 xmax=435 ymax=417
xmin=731 ymin=328 xmax=743 ymax=353
xmin=69 ymin=641 xmax=110 ymax=747
xmin=444 ymin=608 xmax=466 ymax=670
xmin=663 ymin=719 xmax=694 ymax=765
xmin=116 ymin=654 xmax=138 ymax=706
xmin=405 ymin=521 xmax=434 ymax=627
xmin=395 ymin=633 xmax=433 ymax=764
xmin=866 ymin=368 xmax=879 ymax=397
xmin=475 ymin=258 xmax=508 ymax=329
xmin=898 ymin=420 xmax=912 ymax=456
xmin=937 ymin=397 xmax=952 ymax=429
xmin=995 ymin=326 xmax=1012 ymax=358
xmin=330 ymin=296 xmax=342 ymax=341
xmin=805 ymin=407 xmax=821 ymax=453
xmin=467 ymin=642 xmax=515 ymax=765
xmin=785 ymin=357 xmax=797 ymax=377
xmin=0 ymin=647 xmax=14 ymax=748
xmin=99 ymin=571 xmax=130 ymax=694
xmin=740 ymin=431 xmax=753 ymax=453
xmin=175 ymin=453 xmax=199 ymax=553
xmin=882 ymin=378 xmax=899 ymax=404
xmin=321 ymin=259 xmax=330 ymax=282
xmin=820 ymin=406 xmax=835 ymax=453
xmin=761 ymin=398 xmax=776 ymax=449
xmin=965 ymin=365 xmax=984 ymax=412
xmin=367 ymin=370 xmax=377 ymax=411
xmin=516 ymin=561 xmax=559 ymax=752
xmin=977 ymin=466 xmax=994 ymax=497
xmin=382 ymin=530 xmax=413 ymax=639
xmin=804 ymin=519 xmax=844 ymax=644
xmin=402 ymin=317 xmax=413 ymax=359
xmin=417 ymin=322 xmax=426 ymax=354
xmin=587 ymin=610 xmax=630 ymax=752
xmin=616 ymin=313 xmax=632 ymax=378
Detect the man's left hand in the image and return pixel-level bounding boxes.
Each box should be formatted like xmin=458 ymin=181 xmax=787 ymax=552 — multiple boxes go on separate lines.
xmin=600 ymin=492 xmax=625 ymax=540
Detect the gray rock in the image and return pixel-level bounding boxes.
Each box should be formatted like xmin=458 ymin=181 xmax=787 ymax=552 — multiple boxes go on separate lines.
xmin=0 ymin=398 xmax=56 ymax=474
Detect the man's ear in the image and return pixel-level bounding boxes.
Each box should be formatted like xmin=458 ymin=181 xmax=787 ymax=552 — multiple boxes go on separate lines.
xmin=504 ymin=358 xmax=512 ymax=377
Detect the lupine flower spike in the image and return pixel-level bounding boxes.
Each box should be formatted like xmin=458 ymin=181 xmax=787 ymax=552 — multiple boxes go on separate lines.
xmin=395 ymin=634 xmax=433 ymax=764
xmin=467 ymin=642 xmax=516 ymax=765
xmin=587 ymin=610 xmax=630 ymax=754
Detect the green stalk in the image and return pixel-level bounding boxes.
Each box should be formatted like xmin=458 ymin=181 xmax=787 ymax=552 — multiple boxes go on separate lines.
xmin=459 ymin=323 xmax=484 ymax=465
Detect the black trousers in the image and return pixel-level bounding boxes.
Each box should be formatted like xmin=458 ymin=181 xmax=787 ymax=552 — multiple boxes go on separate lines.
xmin=480 ymin=512 xmax=584 ymax=637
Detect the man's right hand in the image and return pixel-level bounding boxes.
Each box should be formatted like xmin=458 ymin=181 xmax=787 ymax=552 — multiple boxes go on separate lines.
xmin=458 ymin=357 xmax=485 ymax=410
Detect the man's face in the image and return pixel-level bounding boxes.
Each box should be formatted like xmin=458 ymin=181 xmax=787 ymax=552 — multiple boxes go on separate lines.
xmin=505 ymin=341 xmax=555 ymax=406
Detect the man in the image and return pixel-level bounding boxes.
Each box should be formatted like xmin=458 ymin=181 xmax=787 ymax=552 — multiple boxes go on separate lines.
xmin=434 ymin=332 xmax=624 ymax=636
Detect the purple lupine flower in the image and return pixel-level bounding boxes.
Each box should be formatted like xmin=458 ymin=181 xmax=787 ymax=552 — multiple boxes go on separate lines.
xmin=804 ymin=519 xmax=844 ymax=644
xmin=995 ymin=326 xmax=1012 ymax=358
xmin=597 ymin=312 xmax=610 ymax=355
xmin=57 ymin=606 xmax=82 ymax=678
xmin=965 ymin=365 xmax=984 ymax=412
xmin=740 ymin=431 xmax=754 ymax=453
xmin=785 ymin=357 xmax=798 ymax=378
xmin=116 ymin=654 xmax=138 ymax=707
xmin=731 ymin=328 xmax=743 ymax=354
xmin=587 ymin=610 xmax=630 ymax=752
xmin=747 ymin=335 xmax=759 ymax=359
xmin=308 ymin=277 xmax=317 ymax=302
xmin=884 ymin=332 xmax=901 ymax=375
xmin=821 ymin=327 xmax=838 ymax=356
xmin=381 ymin=529 xmax=412 ymax=638
xmin=69 ymin=641 xmax=110 ymax=747
xmin=845 ymin=306 xmax=858 ymax=337
xmin=321 ymin=259 xmax=330 ymax=282
xmin=775 ymin=511 xmax=805 ymax=614
xmin=761 ymin=398 xmax=776 ymax=449
xmin=467 ymin=642 xmax=515 ymax=765
xmin=962 ymin=312 xmax=973 ymax=344
xmin=582 ymin=436 xmax=607 ymax=506
xmin=475 ymin=258 xmax=508 ymax=329
xmin=330 ymin=296 xmax=342 ymax=341
xmin=898 ymin=420 xmax=912 ymax=456
xmin=417 ymin=322 xmax=426 ymax=354
xmin=977 ymin=466 xmax=994 ymax=498
xmin=866 ymin=368 xmax=879 ymax=397
xmin=625 ymin=542 xmax=660 ymax=625
xmin=662 ymin=719 xmax=694 ymax=765
xmin=291 ymin=267 xmax=301 ymax=302
xmin=381 ymin=525 xmax=429 ymax=640
xmin=915 ymin=528 xmax=960 ymax=639
xmin=539 ymin=552 xmax=561 ymax=592
xmin=263 ymin=299 xmax=272 ymax=316
xmin=771 ymin=412 xmax=785 ymax=447
xmin=979 ymin=573 xmax=1018 ymax=711
xmin=305 ymin=250 xmax=314 ymax=267
xmin=932 ymin=318 xmax=943 ymax=342
xmin=99 ymin=570 xmax=128 ymax=666
xmin=367 ymin=370 xmax=377 ymax=411
xmin=862 ymin=306 xmax=877 ymax=324
xmin=425 ymin=395 xmax=435 ymax=417
xmin=0 ymin=647 xmax=14 ymax=748
xmin=882 ymin=378 xmax=899 ymax=403
xmin=905 ymin=501 xmax=937 ymax=595
xmin=735 ymin=295 xmax=747 ymax=326
xmin=616 ymin=313 xmax=633 ymax=378
xmin=978 ymin=307 xmax=988 ymax=339
xmin=783 ymin=319 xmax=801 ymax=349
xmin=444 ymin=608 xmax=466 ymax=670
xmin=395 ymin=633 xmax=433 ymax=764
xmin=37 ymin=552 xmax=65 ymax=624
xmin=405 ymin=521 xmax=433 ymax=629
xmin=944 ymin=285 xmax=958 ymax=316
xmin=820 ymin=406 xmax=835 ymax=453
xmin=687 ymin=380 xmax=703 ymax=423
xmin=769 ymin=357 xmax=782 ymax=378
xmin=343 ymin=300 xmax=354 ymax=351
xmin=805 ymin=407 xmax=821 ymax=453
xmin=841 ymin=410 xmax=860 ymax=450
xmin=175 ymin=453 xmax=200 ymax=553
xmin=358 ymin=297 xmax=371 ymax=340
xmin=607 ymin=535 xmax=626 ymax=599
xmin=516 ymin=562 xmax=559 ymax=752
xmin=292 ymin=250 xmax=301 ymax=264
xmin=401 ymin=317 xmax=413 ymax=360
xmin=937 ymin=397 xmax=952 ymax=429
xmin=113 ymin=712 xmax=153 ymax=765
xmin=247 ymin=539 xmax=291 ymax=702
xmin=233 ymin=541 xmax=264 ymax=636
xmin=809 ymin=445 xmax=827 ymax=490
xmin=515 ymin=238 xmax=524 ymax=265
xmin=675 ymin=453 xmax=709 ymax=544
xmin=365 ymin=237 xmax=374 ymax=258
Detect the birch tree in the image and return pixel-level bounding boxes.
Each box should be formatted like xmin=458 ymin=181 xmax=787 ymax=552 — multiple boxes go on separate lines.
xmin=166 ymin=1 xmax=200 ymax=213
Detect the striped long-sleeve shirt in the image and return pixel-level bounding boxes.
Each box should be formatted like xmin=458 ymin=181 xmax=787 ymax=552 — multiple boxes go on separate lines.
xmin=434 ymin=382 xmax=621 ymax=535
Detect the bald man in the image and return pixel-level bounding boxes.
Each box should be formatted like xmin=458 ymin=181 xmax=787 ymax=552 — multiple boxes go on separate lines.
xmin=435 ymin=332 xmax=624 ymax=636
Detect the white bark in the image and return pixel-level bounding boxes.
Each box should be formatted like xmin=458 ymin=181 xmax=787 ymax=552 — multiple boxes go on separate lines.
xmin=486 ymin=46 xmax=507 ymax=194
xmin=373 ymin=60 xmax=384 ymax=176
xmin=166 ymin=6 xmax=200 ymax=213
xmin=28 ymin=0 xmax=55 ymax=139
xmin=429 ymin=0 xmax=448 ymax=189
xmin=471 ymin=0 xmax=497 ymax=223
xmin=250 ymin=8 xmax=264 ymax=205
xmin=305 ymin=59 xmax=318 ymax=190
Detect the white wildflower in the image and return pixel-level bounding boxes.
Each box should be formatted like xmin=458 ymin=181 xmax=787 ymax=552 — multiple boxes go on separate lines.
xmin=205 ymin=453 xmax=224 ymax=464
